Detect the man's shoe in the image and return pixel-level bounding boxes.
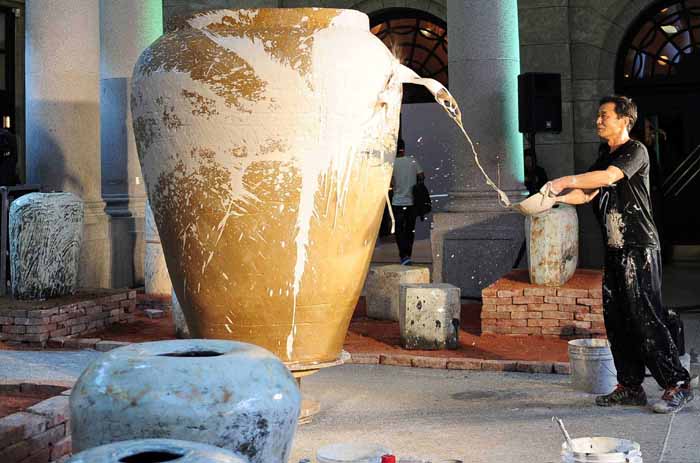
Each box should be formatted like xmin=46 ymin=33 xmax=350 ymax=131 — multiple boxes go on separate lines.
xmin=652 ymin=383 xmax=694 ymax=414
xmin=595 ymin=384 xmax=647 ymax=407
xmin=400 ymin=257 xmax=412 ymax=266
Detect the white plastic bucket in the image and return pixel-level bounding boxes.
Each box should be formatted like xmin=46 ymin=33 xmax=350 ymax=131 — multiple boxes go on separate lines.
xmin=316 ymin=443 xmax=392 ymax=463
xmin=561 ymin=437 xmax=642 ymax=462
xmin=568 ymin=339 xmax=617 ymax=394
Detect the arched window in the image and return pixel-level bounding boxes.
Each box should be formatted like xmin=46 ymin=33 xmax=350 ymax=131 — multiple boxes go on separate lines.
xmin=618 ymin=0 xmax=700 ymax=88
xmin=370 ymin=8 xmax=447 ymax=102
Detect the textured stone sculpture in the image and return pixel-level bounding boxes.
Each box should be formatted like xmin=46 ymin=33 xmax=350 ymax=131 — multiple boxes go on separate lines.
xmin=399 ymin=283 xmax=461 ymax=350
xmin=131 ymin=9 xmax=411 ymax=364
xmin=67 ymin=438 xmax=248 ymax=463
xmin=70 ymin=340 xmax=300 ymax=463
xmin=9 ymin=192 xmax=83 ymax=299
xmin=365 ymin=265 xmax=430 ymax=321
xmin=525 ymin=204 xmax=578 ymax=286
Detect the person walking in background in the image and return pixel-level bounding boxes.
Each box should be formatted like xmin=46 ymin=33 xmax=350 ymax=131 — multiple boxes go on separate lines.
xmin=544 ymin=95 xmax=692 ymax=413
xmin=391 ymin=139 xmax=424 ymax=266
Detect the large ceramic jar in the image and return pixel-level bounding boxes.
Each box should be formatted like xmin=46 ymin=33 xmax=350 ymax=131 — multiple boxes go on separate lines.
xmin=67 ymin=438 xmax=248 ymax=463
xmin=525 ymin=204 xmax=578 ymax=286
xmin=131 ymin=8 xmax=406 ymax=365
xmin=70 ymin=340 xmax=300 ymax=463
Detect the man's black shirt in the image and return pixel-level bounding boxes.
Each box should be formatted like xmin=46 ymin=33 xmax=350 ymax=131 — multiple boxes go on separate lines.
xmin=589 ymin=139 xmax=659 ymax=249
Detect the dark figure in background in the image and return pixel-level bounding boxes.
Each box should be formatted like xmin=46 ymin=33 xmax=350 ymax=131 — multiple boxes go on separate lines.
xmin=0 ymin=128 xmax=18 ymax=186
xmin=391 ymin=139 xmax=424 ymax=266
xmin=545 ymin=95 xmax=692 ymax=413
xmin=523 ymin=148 xmax=548 ymax=196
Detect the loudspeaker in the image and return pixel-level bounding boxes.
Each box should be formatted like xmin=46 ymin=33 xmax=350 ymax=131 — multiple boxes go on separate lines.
xmin=518 ymin=73 xmax=562 ymax=133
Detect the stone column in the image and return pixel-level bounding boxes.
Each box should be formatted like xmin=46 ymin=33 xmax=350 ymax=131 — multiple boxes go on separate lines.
xmin=100 ymin=0 xmax=163 ymax=288
xmin=432 ymin=0 xmax=527 ymax=297
xmin=25 ymin=0 xmax=111 ymax=288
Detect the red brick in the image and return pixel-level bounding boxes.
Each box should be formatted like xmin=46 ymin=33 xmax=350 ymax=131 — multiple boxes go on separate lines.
xmin=481 ymin=287 xmax=498 ymax=297
xmin=128 ymin=290 xmax=138 ymax=299
xmin=557 ymin=288 xmax=589 ymax=298
xmin=27 ymin=423 xmax=66 ymax=450
xmin=497 ymin=289 xmax=523 ymax=297
xmin=513 ymin=296 xmax=544 ymax=304
xmin=49 ymin=328 xmax=69 ymax=338
xmin=70 ymin=324 xmax=87 ymax=335
xmin=542 ymin=326 xmax=575 ymax=335
xmin=528 ymin=319 xmax=559 ymax=327
xmin=542 ymin=311 xmax=573 ymax=320
xmin=5 ymin=309 xmax=27 ymax=317
xmin=482 ymin=326 xmax=498 ymax=334
xmin=511 ymin=311 xmax=543 ymax=319
xmin=576 ymin=313 xmax=604 ymax=322
xmin=49 ymin=436 xmax=71 ymax=461
xmin=26 ymin=325 xmax=56 ymax=334
xmin=379 ymin=353 xmax=412 ymax=366
xmin=523 ymin=287 xmax=558 ymax=297
xmin=411 ymin=356 xmax=447 ymax=369
xmin=577 ymin=298 xmax=602 ymax=306
xmin=509 ymin=326 xmax=542 ymax=335
xmin=483 ymin=326 xmax=512 ymax=334
xmin=481 ymin=304 xmax=497 ymax=313
xmin=573 ymin=321 xmax=592 ymax=329
xmin=0 ymin=440 xmax=31 ymax=462
xmin=481 ymin=318 xmax=498 ymax=326
xmin=480 ymin=359 xmax=518 ymax=371
xmin=46 ymin=337 xmax=66 ymax=348
xmin=589 ymin=288 xmax=603 ymax=298
xmin=446 ymin=358 xmax=482 ymax=370
xmin=591 ymin=321 xmax=607 ymax=332
xmin=560 ymin=304 xmax=590 ymax=313
xmin=497 ymin=319 xmax=528 ymax=328
xmin=497 ymin=304 xmax=525 ymax=312
xmin=545 ymin=296 xmax=576 ymax=305
xmin=482 ymin=297 xmax=501 ymax=305
xmin=482 ymin=311 xmax=510 ymax=319
xmin=590 ymin=305 xmax=603 ymax=314
xmin=3 ymin=325 xmax=26 ymax=334
xmin=348 ymin=353 xmax=380 ymax=364
xmin=527 ymin=303 xmax=558 ymax=312
xmin=516 ymin=361 xmax=553 ymax=374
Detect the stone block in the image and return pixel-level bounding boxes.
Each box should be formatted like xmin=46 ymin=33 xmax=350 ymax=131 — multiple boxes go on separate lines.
xmin=446 ymin=358 xmax=482 ymax=370
xmin=411 ymin=356 xmax=447 ymax=369
xmin=365 ymin=265 xmax=429 ymax=321
xmin=27 ymin=396 xmax=69 ymax=428
xmin=9 ymin=193 xmax=84 ymax=300
xmin=399 ymin=283 xmax=460 ymax=350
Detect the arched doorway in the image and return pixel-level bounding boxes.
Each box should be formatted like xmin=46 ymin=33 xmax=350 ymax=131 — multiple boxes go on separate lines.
xmin=616 ymin=0 xmax=700 ymax=248
xmin=369 ymin=8 xmax=452 ymax=249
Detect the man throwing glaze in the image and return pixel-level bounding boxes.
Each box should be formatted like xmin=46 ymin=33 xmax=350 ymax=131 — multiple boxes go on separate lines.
xmin=545 ymin=95 xmax=693 ymax=413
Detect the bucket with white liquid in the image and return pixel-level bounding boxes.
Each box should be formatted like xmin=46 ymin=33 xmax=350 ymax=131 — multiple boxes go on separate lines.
xmin=316 ymin=443 xmax=392 ymax=463
xmin=561 ymin=437 xmax=642 ymax=463
xmin=568 ymin=339 xmax=617 ymax=394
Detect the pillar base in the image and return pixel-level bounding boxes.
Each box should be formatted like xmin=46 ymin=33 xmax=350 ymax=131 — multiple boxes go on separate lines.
xmin=431 ymin=190 xmax=527 ymax=298
xmin=105 ymin=194 xmax=147 ymax=288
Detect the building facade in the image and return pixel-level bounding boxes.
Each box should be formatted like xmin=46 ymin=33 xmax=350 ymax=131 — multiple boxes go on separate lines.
xmin=4 ymin=0 xmax=698 ymax=294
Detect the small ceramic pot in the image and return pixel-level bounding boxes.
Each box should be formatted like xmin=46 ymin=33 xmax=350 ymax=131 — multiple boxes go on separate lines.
xmin=66 ymin=438 xmax=248 ymax=463
xmin=70 ymin=340 xmax=300 ymax=463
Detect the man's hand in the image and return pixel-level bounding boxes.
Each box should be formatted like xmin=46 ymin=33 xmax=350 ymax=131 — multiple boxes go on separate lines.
xmin=541 ymin=177 xmax=570 ymax=197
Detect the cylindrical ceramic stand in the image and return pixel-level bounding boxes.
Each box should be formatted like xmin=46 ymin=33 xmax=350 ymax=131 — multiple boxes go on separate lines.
xmin=131 ymin=8 xmax=406 ymax=365
xmin=67 ymin=438 xmax=248 ymax=463
xmin=70 ymin=340 xmax=300 ymax=463
xmin=525 ymin=204 xmax=578 ymax=286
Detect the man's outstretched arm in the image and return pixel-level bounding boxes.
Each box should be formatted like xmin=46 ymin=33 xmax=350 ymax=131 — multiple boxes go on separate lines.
xmin=546 ymin=165 xmax=625 ymax=194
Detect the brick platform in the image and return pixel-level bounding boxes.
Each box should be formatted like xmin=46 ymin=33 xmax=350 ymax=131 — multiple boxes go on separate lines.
xmin=0 ymin=289 xmax=136 ymax=346
xmin=481 ymin=269 xmax=604 ymax=337
xmin=0 ymin=382 xmax=72 ymax=463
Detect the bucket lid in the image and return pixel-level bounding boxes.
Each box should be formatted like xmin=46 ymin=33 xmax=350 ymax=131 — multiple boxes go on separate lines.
xmin=317 ymin=443 xmax=392 ymax=463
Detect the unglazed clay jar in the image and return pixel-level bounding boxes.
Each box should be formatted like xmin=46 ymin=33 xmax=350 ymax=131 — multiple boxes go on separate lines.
xmin=131 ymin=8 xmax=407 ymax=365
xmin=70 ymin=340 xmax=300 ymax=463
xmin=67 ymin=438 xmax=248 ymax=463
xmin=525 ymin=204 xmax=578 ymax=286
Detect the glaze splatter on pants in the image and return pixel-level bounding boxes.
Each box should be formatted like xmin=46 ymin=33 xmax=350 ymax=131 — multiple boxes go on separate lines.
xmin=603 ymin=247 xmax=690 ymax=388
xmin=392 ymin=205 xmax=417 ymax=260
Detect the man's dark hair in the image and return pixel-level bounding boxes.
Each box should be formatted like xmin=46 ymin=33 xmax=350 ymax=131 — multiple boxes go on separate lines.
xmin=599 ymin=95 xmax=637 ymax=130
xmin=397 ymin=138 xmax=405 ymax=152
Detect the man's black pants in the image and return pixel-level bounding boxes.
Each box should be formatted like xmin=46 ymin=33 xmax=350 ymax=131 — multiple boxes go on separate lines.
xmin=603 ymin=247 xmax=690 ymax=388
xmin=392 ymin=205 xmax=417 ymax=260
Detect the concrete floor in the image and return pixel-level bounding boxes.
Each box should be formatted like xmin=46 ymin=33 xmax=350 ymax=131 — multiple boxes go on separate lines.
xmin=293 ymin=364 xmax=699 ymax=463
xmin=1 ymin=350 xmax=697 ymax=463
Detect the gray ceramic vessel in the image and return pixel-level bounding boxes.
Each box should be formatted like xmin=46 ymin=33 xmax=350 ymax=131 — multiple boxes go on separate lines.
xmin=70 ymin=340 xmax=300 ymax=463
